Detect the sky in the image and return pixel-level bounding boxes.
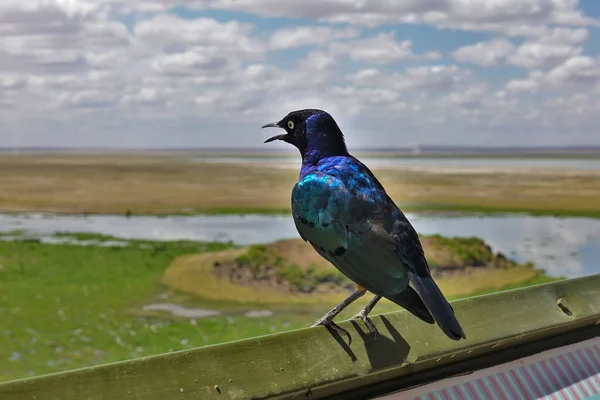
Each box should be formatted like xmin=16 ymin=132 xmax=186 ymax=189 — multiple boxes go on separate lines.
xmin=1 ymin=0 xmax=600 ymax=149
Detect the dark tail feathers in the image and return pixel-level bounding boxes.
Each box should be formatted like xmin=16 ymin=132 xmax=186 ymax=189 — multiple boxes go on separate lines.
xmin=387 ymin=286 xmax=434 ymax=324
xmin=408 ymin=271 xmax=466 ymax=341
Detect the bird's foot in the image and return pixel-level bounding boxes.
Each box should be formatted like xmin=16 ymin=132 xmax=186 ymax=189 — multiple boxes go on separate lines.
xmin=352 ymin=309 xmax=379 ymax=337
xmin=311 ymin=318 xmax=352 ymax=344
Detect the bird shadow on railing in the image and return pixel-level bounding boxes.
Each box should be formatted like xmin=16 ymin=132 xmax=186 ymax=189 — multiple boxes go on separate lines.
xmin=324 ymin=315 xmax=411 ymax=371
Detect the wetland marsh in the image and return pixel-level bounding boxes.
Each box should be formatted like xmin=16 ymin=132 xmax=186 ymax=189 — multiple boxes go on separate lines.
xmin=0 ymin=152 xmax=598 ymax=382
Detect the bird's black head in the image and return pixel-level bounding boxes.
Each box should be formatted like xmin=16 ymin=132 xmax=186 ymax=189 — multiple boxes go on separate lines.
xmin=262 ymin=109 xmax=348 ymax=159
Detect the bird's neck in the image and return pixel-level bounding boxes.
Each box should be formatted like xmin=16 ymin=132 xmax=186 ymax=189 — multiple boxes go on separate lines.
xmin=301 ymin=122 xmax=348 ymax=161
xmin=301 ymin=139 xmax=348 ymax=167
xmin=300 ymin=138 xmax=348 ymax=178
xmin=299 ymin=113 xmax=348 ymax=173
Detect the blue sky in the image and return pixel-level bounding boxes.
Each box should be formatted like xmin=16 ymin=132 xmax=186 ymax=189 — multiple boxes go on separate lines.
xmin=1 ymin=0 xmax=600 ymax=148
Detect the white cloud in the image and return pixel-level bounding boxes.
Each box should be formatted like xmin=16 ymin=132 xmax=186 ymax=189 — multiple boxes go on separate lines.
xmin=2 ymin=0 xmax=104 ymax=19
xmin=269 ymin=26 xmax=358 ymax=50
xmin=506 ymin=55 xmax=600 ymax=93
xmin=134 ymin=14 xmax=263 ymax=55
xmin=505 ymin=77 xmax=541 ymax=93
xmin=151 ymin=50 xmax=229 ymax=76
xmin=546 ymin=55 xmax=600 ymax=84
xmin=535 ymin=27 xmax=589 ymax=44
xmin=349 ymin=65 xmax=468 ymax=94
xmin=0 ymin=75 xmax=27 ymax=90
xmin=55 ymin=90 xmax=120 ymax=109
xmin=447 ymin=85 xmax=487 ymax=111
xmin=544 ymin=93 xmax=596 ymax=116
xmin=453 ymin=27 xmax=591 ymax=69
xmin=0 ymin=0 xmax=599 ymax=147
xmin=508 ymin=42 xmax=582 ymax=69
xmin=0 ymin=1 xmax=140 ymax=117
xmin=121 ymin=87 xmax=173 ymax=105
xmin=0 ymin=12 xmax=133 ymax=74
xmin=298 ymin=50 xmax=337 ymax=71
xmin=452 ymin=39 xmax=515 ymax=66
xmin=507 ymin=27 xmax=588 ymax=68
xmin=208 ymin=0 xmax=598 ymax=33
xmin=330 ymin=32 xmax=440 ymax=64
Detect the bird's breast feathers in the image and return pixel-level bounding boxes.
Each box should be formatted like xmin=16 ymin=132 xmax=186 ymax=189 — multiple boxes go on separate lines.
xmin=291 ymin=171 xmax=353 ymax=252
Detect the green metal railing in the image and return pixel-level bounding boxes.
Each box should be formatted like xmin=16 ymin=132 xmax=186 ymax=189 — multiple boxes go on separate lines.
xmin=1 ymin=274 xmax=599 ymax=400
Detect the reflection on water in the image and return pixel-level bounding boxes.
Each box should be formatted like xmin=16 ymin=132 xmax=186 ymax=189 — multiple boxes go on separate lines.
xmin=193 ymin=156 xmax=600 ymax=171
xmin=408 ymin=214 xmax=600 ymax=279
xmin=1 ymin=213 xmax=599 ymax=279
xmin=244 ymin=310 xmax=274 ymax=318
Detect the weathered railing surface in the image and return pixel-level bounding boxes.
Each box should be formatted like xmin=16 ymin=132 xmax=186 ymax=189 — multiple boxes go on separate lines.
xmin=1 ymin=274 xmax=599 ymax=400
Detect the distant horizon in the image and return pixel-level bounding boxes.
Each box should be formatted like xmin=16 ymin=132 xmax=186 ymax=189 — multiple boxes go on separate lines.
xmin=2 ymin=145 xmax=600 ymax=154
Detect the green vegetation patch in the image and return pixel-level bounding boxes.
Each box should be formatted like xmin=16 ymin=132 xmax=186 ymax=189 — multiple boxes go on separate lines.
xmin=214 ymin=235 xmax=536 ymax=296
xmin=0 ymin=238 xmax=234 ymax=382
xmin=426 ymin=234 xmax=493 ymax=267
xmin=226 ymin=244 xmax=353 ymax=293
xmin=52 ymin=232 xmax=131 ymax=242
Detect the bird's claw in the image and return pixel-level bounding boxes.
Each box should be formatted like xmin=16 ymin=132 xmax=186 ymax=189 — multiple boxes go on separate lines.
xmin=311 ymin=319 xmax=352 ymax=344
xmin=352 ymin=310 xmax=379 ymax=337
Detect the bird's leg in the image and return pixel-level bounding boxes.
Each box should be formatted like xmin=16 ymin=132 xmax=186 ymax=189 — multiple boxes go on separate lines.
xmin=352 ymin=295 xmax=382 ymax=336
xmin=311 ymin=286 xmax=367 ymax=342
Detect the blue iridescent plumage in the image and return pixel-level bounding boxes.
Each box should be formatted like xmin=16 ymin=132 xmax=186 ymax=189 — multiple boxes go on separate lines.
xmin=293 ymin=157 xmax=407 ymax=295
xmin=263 ymin=109 xmax=466 ymax=341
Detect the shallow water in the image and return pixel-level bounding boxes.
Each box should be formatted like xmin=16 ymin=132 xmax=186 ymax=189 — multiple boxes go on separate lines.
xmin=139 ymin=303 xmax=274 ymax=319
xmin=1 ymin=213 xmax=599 ymax=279
xmin=142 ymin=303 xmax=221 ymax=318
xmin=193 ymin=156 xmax=600 ymax=171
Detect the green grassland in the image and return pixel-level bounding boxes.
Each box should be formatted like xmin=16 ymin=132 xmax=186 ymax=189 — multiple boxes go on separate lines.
xmin=0 ymin=154 xmax=599 ymax=217
xmin=0 ymin=233 xmax=558 ymax=382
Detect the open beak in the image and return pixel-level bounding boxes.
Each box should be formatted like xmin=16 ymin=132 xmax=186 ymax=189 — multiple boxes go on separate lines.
xmin=261 ymin=122 xmax=288 ymax=143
